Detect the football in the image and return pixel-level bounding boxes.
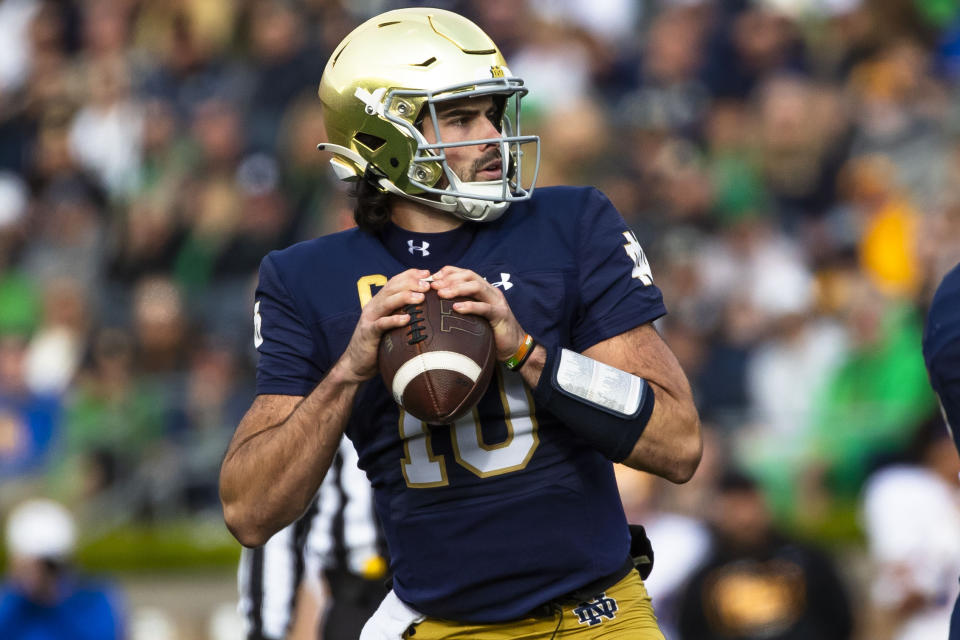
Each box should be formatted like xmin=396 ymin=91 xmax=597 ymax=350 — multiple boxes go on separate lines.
xmin=379 ymin=289 xmax=496 ymax=424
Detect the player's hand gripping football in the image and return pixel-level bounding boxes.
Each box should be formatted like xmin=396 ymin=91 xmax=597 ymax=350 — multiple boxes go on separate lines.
xmin=430 ymin=266 xmax=528 ymax=362
xmin=336 ymin=269 xmax=432 ymax=383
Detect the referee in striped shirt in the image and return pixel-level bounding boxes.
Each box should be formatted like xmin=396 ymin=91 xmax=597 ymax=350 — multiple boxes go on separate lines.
xmin=238 ymin=437 xmax=387 ymax=639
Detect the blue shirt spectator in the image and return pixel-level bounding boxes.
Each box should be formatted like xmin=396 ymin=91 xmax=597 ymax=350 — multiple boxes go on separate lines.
xmin=0 ymin=577 xmax=126 ymax=640
xmin=0 ymin=499 xmax=127 ymax=640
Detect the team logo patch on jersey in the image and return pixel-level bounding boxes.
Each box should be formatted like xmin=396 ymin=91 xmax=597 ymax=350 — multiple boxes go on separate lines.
xmin=407 ymin=240 xmax=430 ymax=256
xmin=573 ymin=593 xmax=618 ymax=626
xmin=621 ymin=231 xmax=653 ymax=285
xmin=253 ymin=300 xmax=263 ymax=348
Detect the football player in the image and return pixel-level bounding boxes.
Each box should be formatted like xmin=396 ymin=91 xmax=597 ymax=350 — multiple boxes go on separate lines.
xmin=923 ymin=261 xmax=960 ymax=640
xmin=220 ymin=8 xmax=701 ymax=639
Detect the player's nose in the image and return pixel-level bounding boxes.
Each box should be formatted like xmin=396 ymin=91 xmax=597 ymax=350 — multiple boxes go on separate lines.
xmin=479 ymin=117 xmax=501 ymax=147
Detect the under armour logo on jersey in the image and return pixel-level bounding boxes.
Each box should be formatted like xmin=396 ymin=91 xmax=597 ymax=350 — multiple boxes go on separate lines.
xmin=622 ymin=231 xmax=653 ymax=285
xmin=407 ymin=240 xmax=430 ymax=256
xmin=573 ymin=593 xmax=619 ymax=626
xmin=491 ymin=273 xmax=513 ymax=290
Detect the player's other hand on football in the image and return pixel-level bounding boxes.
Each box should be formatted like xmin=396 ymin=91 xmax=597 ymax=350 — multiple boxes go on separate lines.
xmin=336 ymin=269 xmax=432 ymax=383
xmin=430 ymin=266 xmax=526 ymax=362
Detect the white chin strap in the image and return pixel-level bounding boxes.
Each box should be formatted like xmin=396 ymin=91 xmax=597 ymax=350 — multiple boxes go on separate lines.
xmin=318 ymin=143 xmax=511 ymax=223
xmin=439 ymin=173 xmax=510 ymax=222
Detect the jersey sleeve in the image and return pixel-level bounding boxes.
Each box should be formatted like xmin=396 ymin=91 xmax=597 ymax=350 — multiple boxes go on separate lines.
xmin=924 ymin=265 xmax=960 ymax=449
xmin=928 ymin=340 xmax=960 ymax=418
xmin=254 ymin=253 xmax=324 ymax=396
xmin=570 ymin=188 xmax=667 ymax=351
xmin=926 ymin=329 xmax=960 ymax=453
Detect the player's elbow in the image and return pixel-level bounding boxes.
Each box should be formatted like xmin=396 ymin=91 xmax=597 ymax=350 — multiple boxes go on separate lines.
xmin=220 ymin=479 xmax=277 ymax=547
xmin=219 ymin=466 xmax=275 ymax=546
xmin=668 ymin=413 xmax=702 ymax=484
xmin=222 ymin=502 xmax=273 ymax=548
xmin=669 ymin=440 xmax=702 ymax=484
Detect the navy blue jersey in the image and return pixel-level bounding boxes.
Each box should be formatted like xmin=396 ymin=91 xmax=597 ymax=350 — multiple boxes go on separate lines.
xmin=253 ymin=186 xmax=666 ymax=622
xmin=924 ymin=262 xmax=960 ymax=454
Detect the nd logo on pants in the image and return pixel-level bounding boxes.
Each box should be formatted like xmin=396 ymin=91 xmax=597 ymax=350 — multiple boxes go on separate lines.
xmin=403 ymin=570 xmax=665 ymax=639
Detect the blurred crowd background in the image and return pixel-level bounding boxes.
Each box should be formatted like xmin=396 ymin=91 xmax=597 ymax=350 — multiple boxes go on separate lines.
xmin=1 ymin=0 xmax=960 ymax=638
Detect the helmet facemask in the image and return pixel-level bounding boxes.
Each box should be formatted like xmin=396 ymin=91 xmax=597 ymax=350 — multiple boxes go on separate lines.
xmin=321 ymin=77 xmax=540 ymax=224
xmin=393 ymin=78 xmax=540 ymax=222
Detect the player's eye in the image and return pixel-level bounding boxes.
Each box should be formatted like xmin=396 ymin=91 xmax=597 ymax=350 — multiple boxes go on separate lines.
xmin=486 ymin=110 xmax=502 ymax=132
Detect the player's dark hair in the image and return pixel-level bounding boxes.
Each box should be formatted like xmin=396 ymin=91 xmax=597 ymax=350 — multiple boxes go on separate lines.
xmin=352 ymin=177 xmax=392 ymax=233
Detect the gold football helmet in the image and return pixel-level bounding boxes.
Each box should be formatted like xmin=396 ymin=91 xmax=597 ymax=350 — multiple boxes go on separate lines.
xmin=317 ymin=8 xmax=540 ymax=222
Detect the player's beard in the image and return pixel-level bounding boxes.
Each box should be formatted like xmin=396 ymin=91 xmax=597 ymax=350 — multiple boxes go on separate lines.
xmin=437 ymin=149 xmax=502 ymax=188
xmin=463 ymin=149 xmax=502 ymax=183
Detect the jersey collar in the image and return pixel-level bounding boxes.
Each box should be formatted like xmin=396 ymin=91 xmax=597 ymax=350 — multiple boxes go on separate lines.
xmin=378 ymin=221 xmax=478 ymax=272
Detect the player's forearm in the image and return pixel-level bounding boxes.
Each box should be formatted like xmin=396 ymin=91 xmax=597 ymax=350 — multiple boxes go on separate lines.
xmin=220 ymin=366 xmax=360 ymax=547
xmin=583 ymin=325 xmax=701 ymax=481
xmin=620 ymin=381 xmax=701 ymax=483
xmin=528 ymin=326 xmax=701 ymax=482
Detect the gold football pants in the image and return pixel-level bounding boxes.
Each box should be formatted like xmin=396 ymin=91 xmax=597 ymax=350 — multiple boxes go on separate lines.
xmin=402 ymin=570 xmax=665 ymax=639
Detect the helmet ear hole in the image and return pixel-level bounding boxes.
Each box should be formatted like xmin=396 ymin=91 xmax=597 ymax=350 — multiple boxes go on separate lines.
xmin=355 ymin=132 xmax=386 ymax=151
